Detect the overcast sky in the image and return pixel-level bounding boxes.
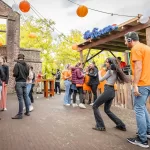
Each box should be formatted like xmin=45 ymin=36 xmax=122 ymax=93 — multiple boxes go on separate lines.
xmin=1 ymin=0 xmax=150 ymax=35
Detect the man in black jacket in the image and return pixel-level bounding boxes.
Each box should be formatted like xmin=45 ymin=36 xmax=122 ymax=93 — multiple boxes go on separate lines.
xmin=12 ymin=54 xmax=30 ymax=119
xmin=52 ymin=69 xmax=61 ymax=94
xmin=88 ymin=62 xmax=99 ymax=105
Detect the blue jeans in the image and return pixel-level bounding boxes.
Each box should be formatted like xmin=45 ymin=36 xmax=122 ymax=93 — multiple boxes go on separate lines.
xmin=15 ymin=82 xmax=29 ymax=115
xmin=27 ymin=83 xmax=32 ymax=106
xmin=64 ymin=80 xmax=71 ymax=104
xmin=134 ymin=86 xmax=150 ymax=142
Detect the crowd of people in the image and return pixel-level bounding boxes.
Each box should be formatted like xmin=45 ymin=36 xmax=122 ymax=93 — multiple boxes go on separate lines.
xmin=61 ymin=31 xmax=150 ymax=148
xmin=0 ymin=31 xmax=150 ymax=149
xmin=0 ymin=54 xmax=43 ymax=119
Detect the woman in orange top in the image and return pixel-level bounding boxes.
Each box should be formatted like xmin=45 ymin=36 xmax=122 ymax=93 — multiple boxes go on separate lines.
xmin=62 ymin=64 xmax=72 ymax=106
xmin=98 ymin=65 xmax=106 ymax=93
xmin=83 ymin=67 xmax=92 ymax=104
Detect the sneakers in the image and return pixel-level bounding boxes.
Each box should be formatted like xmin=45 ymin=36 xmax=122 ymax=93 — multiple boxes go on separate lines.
xmin=116 ymin=125 xmax=126 ymax=131
xmin=127 ymin=137 xmax=149 ymax=148
xmin=136 ymin=132 xmax=150 ymax=139
xmin=90 ymin=103 xmax=94 ymax=106
xmin=64 ymin=104 xmax=70 ymax=106
xmin=29 ymin=105 xmax=34 ymax=112
xmin=24 ymin=112 xmax=30 ymax=116
xmin=72 ymin=103 xmax=78 ymax=107
xmin=12 ymin=115 xmax=23 ymax=119
xmin=79 ymin=103 xmax=86 ymax=109
xmin=1 ymin=108 xmax=7 ymax=111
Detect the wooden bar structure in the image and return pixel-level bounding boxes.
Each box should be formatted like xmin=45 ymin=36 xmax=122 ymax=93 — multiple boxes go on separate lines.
xmin=41 ymin=79 xmax=55 ymax=98
xmin=77 ymin=16 xmax=150 ymax=110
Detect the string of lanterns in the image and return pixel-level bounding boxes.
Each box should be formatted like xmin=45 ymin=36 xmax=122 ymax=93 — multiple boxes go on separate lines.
xmin=9 ymin=0 xmax=150 ymax=51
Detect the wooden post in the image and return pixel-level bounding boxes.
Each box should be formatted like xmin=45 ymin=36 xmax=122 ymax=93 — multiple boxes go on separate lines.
xmin=146 ymin=27 xmax=150 ymax=46
xmin=146 ymin=27 xmax=150 ymax=111
xmin=124 ymin=52 xmax=128 ymax=65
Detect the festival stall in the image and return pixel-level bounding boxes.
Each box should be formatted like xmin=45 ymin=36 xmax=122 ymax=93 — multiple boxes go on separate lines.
xmin=76 ymin=16 xmax=150 ymax=110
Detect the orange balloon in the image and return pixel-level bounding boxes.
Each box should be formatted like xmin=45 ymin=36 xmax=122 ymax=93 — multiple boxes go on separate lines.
xmin=0 ymin=41 xmax=3 ymax=47
xmin=72 ymin=44 xmax=78 ymax=50
xmin=76 ymin=5 xmax=88 ymax=17
xmin=29 ymin=33 xmax=36 ymax=38
xmin=19 ymin=0 xmax=30 ymax=13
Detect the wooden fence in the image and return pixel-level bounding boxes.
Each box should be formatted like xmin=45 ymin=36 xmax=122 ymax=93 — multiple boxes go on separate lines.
xmin=112 ymin=83 xmax=150 ymax=112
xmin=112 ymin=83 xmax=133 ymax=109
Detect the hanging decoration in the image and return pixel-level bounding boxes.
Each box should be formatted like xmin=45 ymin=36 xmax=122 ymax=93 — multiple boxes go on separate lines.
xmin=12 ymin=3 xmax=19 ymax=12
xmin=76 ymin=5 xmax=88 ymax=17
xmin=139 ymin=15 xmax=149 ymax=24
xmin=72 ymin=44 xmax=78 ymax=50
xmin=0 ymin=41 xmax=3 ymax=47
xmin=83 ymin=25 xmax=118 ymax=40
xmin=19 ymin=0 xmax=31 ymax=13
xmin=29 ymin=33 xmax=37 ymax=38
xmin=68 ymin=0 xmax=136 ymax=18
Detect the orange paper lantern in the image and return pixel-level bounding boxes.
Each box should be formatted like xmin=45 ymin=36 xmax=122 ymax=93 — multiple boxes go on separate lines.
xmin=76 ymin=5 xmax=88 ymax=17
xmin=0 ymin=41 xmax=3 ymax=47
xmin=29 ymin=33 xmax=36 ymax=38
xmin=19 ymin=0 xmax=30 ymax=13
xmin=72 ymin=44 xmax=78 ymax=50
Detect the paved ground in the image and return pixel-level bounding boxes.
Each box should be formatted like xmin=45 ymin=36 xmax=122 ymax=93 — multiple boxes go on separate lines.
xmin=0 ymin=93 xmax=145 ymax=150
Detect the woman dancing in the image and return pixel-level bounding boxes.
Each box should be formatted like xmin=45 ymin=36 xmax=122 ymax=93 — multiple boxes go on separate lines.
xmin=92 ymin=57 xmax=130 ymax=131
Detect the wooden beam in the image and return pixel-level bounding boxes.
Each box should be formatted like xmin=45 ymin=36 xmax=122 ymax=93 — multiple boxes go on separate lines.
xmin=0 ymin=30 xmax=6 ymax=33
xmin=0 ymin=15 xmax=7 ymax=19
xmin=79 ymin=20 xmax=150 ymax=51
xmin=93 ymin=45 xmax=128 ymax=51
xmin=91 ymin=47 xmax=127 ymax=52
xmin=109 ymin=51 xmax=116 ymax=57
xmin=86 ymin=50 xmax=103 ymax=62
xmin=103 ymin=42 xmax=127 ymax=48
xmin=118 ymin=16 xmax=140 ymax=28
xmin=146 ymin=27 xmax=150 ymax=46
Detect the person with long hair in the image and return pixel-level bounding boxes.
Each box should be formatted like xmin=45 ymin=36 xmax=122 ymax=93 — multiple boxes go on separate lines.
xmin=74 ymin=62 xmax=86 ymax=109
xmin=92 ymin=57 xmax=130 ymax=131
xmin=62 ymin=64 xmax=72 ymax=106
xmin=88 ymin=62 xmax=99 ymax=105
xmin=98 ymin=64 xmax=107 ymax=94
xmin=0 ymin=57 xmax=5 ymax=119
xmin=1 ymin=56 xmax=9 ymax=111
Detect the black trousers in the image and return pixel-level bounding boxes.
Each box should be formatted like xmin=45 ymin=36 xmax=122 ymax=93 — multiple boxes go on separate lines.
xmin=29 ymin=84 xmax=35 ymax=103
xmin=55 ymin=82 xmax=61 ymax=94
xmin=83 ymin=90 xmax=92 ymax=103
xmin=73 ymin=87 xmax=83 ymax=104
xmin=90 ymin=84 xmax=98 ymax=103
xmin=93 ymin=85 xmax=125 ymax=128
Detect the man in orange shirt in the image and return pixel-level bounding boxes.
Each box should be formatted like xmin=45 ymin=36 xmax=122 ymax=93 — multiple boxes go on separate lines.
xmin=125 ymin=32 xmax=150 ymax=148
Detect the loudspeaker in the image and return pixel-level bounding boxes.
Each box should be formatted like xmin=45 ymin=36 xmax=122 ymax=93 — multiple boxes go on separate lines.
xmin=127 ymin=32 xmax=132 ymax=42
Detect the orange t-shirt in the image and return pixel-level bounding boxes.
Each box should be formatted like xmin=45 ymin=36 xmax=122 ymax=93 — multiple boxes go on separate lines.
xmin=62 ymin=70 xmax=72 ymax=80
xmin=98 ymin=69 xmax=106 ymax=93
xmin=131 ymin=42 xmax=150 ymax=86
xmin=83 ymin=75 xmax=91 ymax=91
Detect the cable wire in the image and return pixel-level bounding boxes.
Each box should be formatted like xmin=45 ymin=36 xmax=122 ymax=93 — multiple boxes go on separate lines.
xmin=67 ymin=0 xmax=137 ymax=18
